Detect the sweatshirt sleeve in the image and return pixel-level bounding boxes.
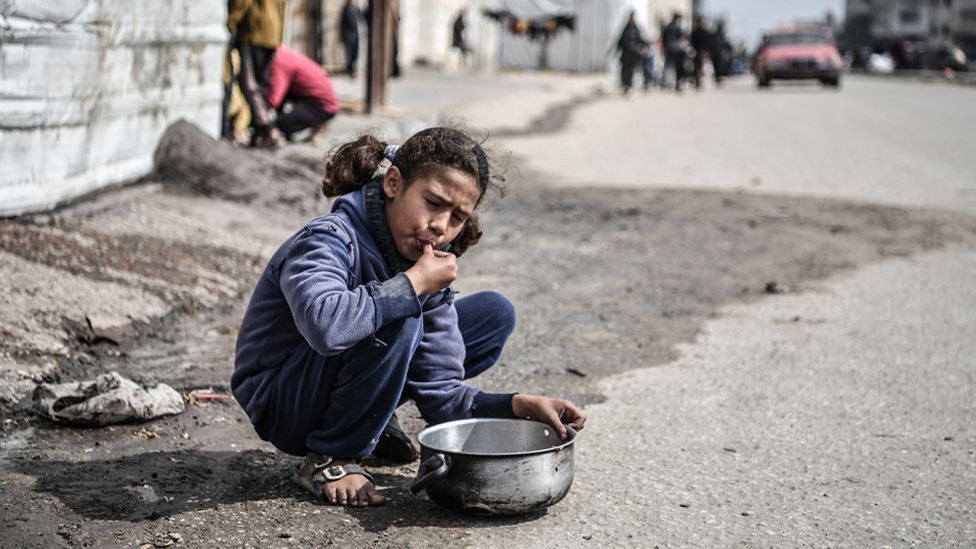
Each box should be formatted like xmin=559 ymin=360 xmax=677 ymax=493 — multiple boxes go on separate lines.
xmin=404 ymin=292 xmax=516 ymax=425
xmin=279 ymin=223 xmax=422 ymax=356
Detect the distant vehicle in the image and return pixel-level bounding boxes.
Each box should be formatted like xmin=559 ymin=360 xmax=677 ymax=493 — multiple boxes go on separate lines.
xmin=753 ymin=29 xmax=843 ymax=88
xmin=927 ymin=42 xmax=968 ymax=72
xmin=890 ymin=40 xmax=968 ymax=71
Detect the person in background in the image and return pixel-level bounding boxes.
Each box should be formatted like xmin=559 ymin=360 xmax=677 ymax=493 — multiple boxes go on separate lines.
xmin=340 ymin=0 xmax=361 ymax=77
xmin=223 ymin=48 xmax=252 ymax=146
xmin=690 ymin=15 xmax=711 ymax=90
xmin=662 ymin=12 xmax=686 ymax=92
xmin=266 ymin=46 xmax=340 ymax=143
xmin=228 ymin=0 xmax=286 ymax=148
xmin=711 ymin=20 xmax=731 ymax=86
xmin=615 ymin=11 xmax=649 ymax=95
xmin=452 ymin=9 xmax=472 ymax=68
xmin=641 ymin=38 xmax=661 ymax=91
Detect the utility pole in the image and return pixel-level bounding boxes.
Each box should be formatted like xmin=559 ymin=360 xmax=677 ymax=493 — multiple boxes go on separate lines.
xmin=365 ymin=0 xmax=392 ymax=113
xmin=307 ymin=0 xmax=323 ymax=64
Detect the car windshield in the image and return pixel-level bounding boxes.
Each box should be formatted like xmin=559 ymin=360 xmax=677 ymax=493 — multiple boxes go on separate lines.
xmin=767 ymin=34 xmax=828 ymax=46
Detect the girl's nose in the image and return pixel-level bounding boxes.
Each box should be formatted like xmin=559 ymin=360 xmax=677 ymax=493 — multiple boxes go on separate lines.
xmin=429 ymin=213 xmax=449 ymax=235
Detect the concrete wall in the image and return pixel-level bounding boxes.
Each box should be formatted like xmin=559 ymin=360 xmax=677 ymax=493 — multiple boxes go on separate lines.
xmin=0 ymin=0 xmax=227 ymax=217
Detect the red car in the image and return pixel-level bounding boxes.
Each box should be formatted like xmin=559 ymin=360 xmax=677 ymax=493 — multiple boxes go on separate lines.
xmin=754 ymin=29 xmax=843 ymax=88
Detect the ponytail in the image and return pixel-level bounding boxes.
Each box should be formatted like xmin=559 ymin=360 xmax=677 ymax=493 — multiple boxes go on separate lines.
xmin=322 ymin=134 xmax=387 ymax=197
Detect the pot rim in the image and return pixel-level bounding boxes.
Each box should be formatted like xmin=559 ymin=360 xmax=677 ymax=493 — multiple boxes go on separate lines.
xmin=417 ymin=418 xmax=577 ymax=458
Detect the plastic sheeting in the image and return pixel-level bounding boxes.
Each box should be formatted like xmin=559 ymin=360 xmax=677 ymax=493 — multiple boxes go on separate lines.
xmin=0 ymin=0 xmax=227 ymax=217
xmin=33 ymin=372 xmax=185 ymax=426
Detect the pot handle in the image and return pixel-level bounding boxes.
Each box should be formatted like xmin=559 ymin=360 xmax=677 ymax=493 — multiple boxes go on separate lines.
xmin=410 ymin=453 xmax=451 ymax=494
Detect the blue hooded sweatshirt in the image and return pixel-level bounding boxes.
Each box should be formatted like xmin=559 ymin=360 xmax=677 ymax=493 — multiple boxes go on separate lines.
xmin=231 ymin=182 xmax=514 ymax=431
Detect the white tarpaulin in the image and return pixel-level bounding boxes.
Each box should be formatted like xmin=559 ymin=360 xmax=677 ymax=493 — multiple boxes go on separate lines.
xmin=0 ymin=0 xmax=227 ymax=217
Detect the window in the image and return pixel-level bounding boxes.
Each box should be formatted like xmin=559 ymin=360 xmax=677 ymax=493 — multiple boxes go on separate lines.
xmin=767 ymin=33 xmax=829 ymax=46
xmin=899 ymin=10 xmax=921 ymax=24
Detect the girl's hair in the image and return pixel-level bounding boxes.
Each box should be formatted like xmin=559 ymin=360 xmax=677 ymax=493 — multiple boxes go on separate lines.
xmin=322 ymin=127 xmax=503 ymax=257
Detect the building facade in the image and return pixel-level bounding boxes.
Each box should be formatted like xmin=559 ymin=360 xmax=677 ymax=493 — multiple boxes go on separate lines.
xmin=850 ymin=0 xmax=976 ymax=56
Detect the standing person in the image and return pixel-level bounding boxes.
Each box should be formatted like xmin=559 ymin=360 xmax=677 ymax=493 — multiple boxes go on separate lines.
xmin=690 ymin=15 xmax=711 ymax=90
xmin=711 ymin=19 xmax=731 ymax=85
xmin=452 ymin=9 xmax=472 ymax=68
xmin=223 ymin=48 xmax=252 ymax=146
xmin=615 ymin=12 xmax=649 ymax=94
xmin=340 ymin=0 xmax=361 ymax=77
xmin=231 ymin=127 xmax=586 ymax=507
xmin=662 ymin=12 xmax=687 ymax=92
xmin=391 ymin=0 xmax=403 ymax=77
xmin=641 ymin=42 xmax=659 ymax=91
xmin=228 ymin=0 xmax=286 ymax=148
xmin=266 ymin=46 xmax=340 ymax=143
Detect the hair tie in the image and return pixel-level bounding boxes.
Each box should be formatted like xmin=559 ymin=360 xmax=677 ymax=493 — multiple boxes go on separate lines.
xmin=384 ymin=144 xmax=400 ymax=162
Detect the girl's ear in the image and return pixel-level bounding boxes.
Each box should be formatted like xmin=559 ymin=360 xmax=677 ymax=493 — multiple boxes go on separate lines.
xmin=383 ymin=166 xmax=402 ymax=199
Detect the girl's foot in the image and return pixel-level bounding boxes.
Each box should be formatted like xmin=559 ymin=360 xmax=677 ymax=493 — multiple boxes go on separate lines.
xmin=293 ymin=454 xmax=386 ymax=507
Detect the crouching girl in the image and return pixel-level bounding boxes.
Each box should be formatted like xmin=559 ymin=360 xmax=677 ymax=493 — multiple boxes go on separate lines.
xmin=231 ymin=127 xmax=586 ymax=507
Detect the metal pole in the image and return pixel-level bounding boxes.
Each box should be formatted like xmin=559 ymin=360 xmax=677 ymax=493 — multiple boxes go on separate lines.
xmin=365 ymin=0 xmax=388 ymax=113
xmin=308 ymin=0 xmax=323 ymax=64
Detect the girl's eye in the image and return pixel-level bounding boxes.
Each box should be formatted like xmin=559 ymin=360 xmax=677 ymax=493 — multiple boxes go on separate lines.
xmin=425 ymin=198 xmax=440 ymax=207
xmin=452 ymin=214 xmax=468 ymax=224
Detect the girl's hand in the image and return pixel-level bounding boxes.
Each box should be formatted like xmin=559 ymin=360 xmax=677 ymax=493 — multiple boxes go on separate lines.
xmin=512 ymin=394 xmax=586 ymax=440
xmin=405 ymin=244 xmax=457 ymax=296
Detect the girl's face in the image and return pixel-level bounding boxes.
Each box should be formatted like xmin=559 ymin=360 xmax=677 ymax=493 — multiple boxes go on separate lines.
xmin=383 ymin=166 xmax=480 ymax=261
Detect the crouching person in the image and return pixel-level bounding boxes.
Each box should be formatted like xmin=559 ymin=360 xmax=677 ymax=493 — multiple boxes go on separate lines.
xmin=231 ymin=127 xmax=586 ymax=507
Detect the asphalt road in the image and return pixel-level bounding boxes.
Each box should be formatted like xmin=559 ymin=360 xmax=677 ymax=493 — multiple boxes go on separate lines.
xmin=494 ymin=75 xmax=976 ymax=215
xmin=463 ymin=76 xmax=976 ymax=546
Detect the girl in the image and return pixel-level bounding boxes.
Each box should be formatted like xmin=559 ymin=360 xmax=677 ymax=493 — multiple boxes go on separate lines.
xmin=231 ymin=127 xmax=586 ymax=507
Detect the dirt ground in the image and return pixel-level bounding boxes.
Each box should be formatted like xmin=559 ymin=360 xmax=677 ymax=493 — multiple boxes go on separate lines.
xmin=2 ymin=119 xmax=975 ymax=548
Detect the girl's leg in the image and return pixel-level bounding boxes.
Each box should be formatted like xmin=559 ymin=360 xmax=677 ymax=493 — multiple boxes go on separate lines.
xmin=455 ymin=291 xmax=516 ymax=380
xmin=372 ymin=292 xmax=514 ymax=464
xmin=261 ymin=316 xmax=423 ymax=459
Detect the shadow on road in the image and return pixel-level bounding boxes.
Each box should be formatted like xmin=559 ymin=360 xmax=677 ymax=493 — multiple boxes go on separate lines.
xmin=10 ymin=448 xmax=549 ymax=532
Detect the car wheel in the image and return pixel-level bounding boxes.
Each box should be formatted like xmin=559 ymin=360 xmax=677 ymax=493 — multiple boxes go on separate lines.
xmin=822 ymin=77 xmax=840 ymax=88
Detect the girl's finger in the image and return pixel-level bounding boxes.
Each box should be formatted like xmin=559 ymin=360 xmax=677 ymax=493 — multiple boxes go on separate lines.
xmin=546 ymin=410 xmax=568 ymax=439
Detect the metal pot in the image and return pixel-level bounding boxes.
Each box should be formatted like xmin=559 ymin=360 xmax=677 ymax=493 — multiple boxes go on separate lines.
xmin=409 ymin=418 xmax=576 ymax=515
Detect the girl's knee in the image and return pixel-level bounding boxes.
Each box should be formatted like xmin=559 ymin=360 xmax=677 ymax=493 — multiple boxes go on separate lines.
xmin=475 ymin=291 xmax=516 ymax=335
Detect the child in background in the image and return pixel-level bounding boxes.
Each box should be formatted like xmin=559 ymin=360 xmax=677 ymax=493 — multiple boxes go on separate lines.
xmin=231 ymin=127 xmax=586 ymax=507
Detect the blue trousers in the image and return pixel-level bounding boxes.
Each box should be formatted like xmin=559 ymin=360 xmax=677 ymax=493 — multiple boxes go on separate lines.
xmin=256 ymin=291 xmax=515 ymax=458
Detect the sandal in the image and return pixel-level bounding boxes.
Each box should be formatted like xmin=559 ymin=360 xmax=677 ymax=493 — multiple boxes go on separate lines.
xmin=292 ymin=452 xmax=382 ymax=505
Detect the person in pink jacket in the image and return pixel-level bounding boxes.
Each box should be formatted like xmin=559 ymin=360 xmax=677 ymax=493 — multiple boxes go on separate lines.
xmin=266 ymin=46 xmax=341 ymax=143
